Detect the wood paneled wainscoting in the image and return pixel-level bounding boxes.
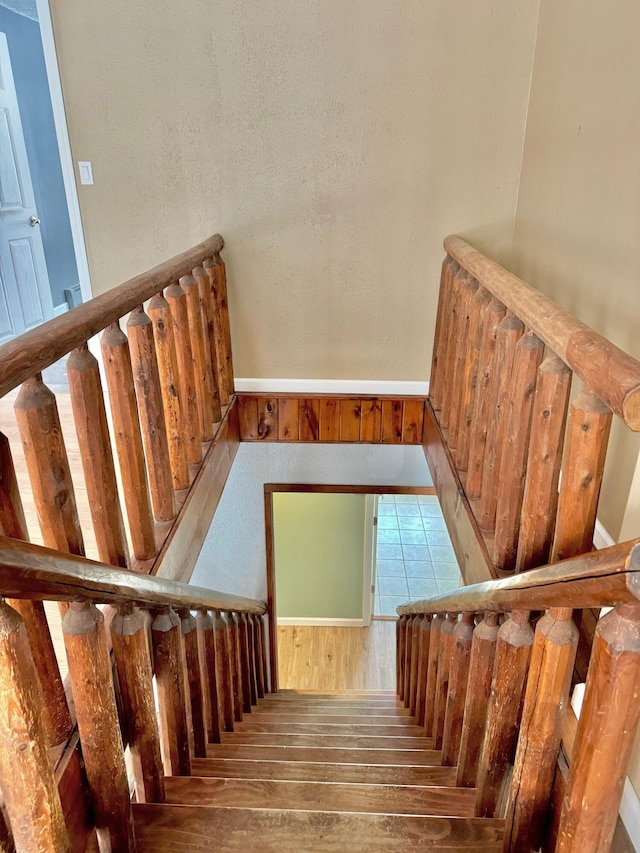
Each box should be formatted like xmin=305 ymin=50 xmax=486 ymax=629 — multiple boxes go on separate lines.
xmin=237 ymin=394 xmax=426 ymax=443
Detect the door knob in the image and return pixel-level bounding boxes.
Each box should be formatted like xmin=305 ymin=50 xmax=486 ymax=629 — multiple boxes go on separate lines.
xmin=29 ymin=215 xmax=40 ymax=226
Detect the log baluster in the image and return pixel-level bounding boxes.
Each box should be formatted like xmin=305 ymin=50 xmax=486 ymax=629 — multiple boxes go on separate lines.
xmin=423 ymin=613 xmax=444 ymax=737
xmin=415 ymin=615 xmax=431 ymax=727
xmin=476 ymin=610 xmax=534 ymax=817
xmin=202 ymin=258 xmax=229 ymax=406
xmin=408 ymin=614 xmax=421 ymax=713
xmin=466 ymin=298 xmax=507 ymax=499
xmin=245 ymin=612 xmax=259 ymax=705
xmin=258 ymin=614 xmax=270 ymax=694
xmin=151 ymin=606 xmax=191 ymax=775
xmin=0 ymin=601 xmax=70 ymax=853
xmin=205 ymin=253 xmax=234 ymax=402
xmin=448 ymin=276 xmax=479 ymax=450
xmin=227 ymin=612 xmax=244 ymax=721
xmin=62 ymin=602 xmax=135 ymax=851
xmin=429 ymin=257 xmax=458 ymax=412
xmin=442 ymin=611 xmax=475 ymax=766
xmin=180 ymin=274 xmax=216 ymax=442
xmin=456 ymin=612 xmax=499 ymax=787
xmin=127 ymin=305 xmax=176 ymax=522
xmin=557 ymin=603 xmax=640 ymax=853
xmin=551 ymin=390 xmax=613 ymax=562
xmin=111 ymin=603 xmax=165 ymax=803
xmin=178 ymin=608 xmax=207 ymax=758
xmin=403 ymin=612 xmax=414 ymax=708
xmin=238 ymin=612 xmax=254 ymax=712
xmin=214 ymin=611 xmax=235 ymax=732
xmin=0 ymin=433 xmax=72 ymax=746
xmin=101 ymin=322 xmax=157 ymax=560
xmin=252 ymin=614 xmax=266 ymax=699
xmin=433 ymin=613 xmax=457 ymax=749
xmin=516 ymin=355 xmax=571 ymax=572
xmin=506 ymin=607 xmax=578 ymax=852
xmin=14 ymin=374 xmax=84 ymax=556
xmin=479 ymin=314 xmax=525 ymax=531
xmin=196 ymin=610 xmax=221 ymax=744
xmin=148 ymin=294 xmax=190 ymax=492
xmin=439 ymin=267 xmax=467 ymax=430
xmin=455 ymin=286 xmax=492 ymax=472
xmin=397 ymin=614 xmax=408 ymax=700
xmin=67 ymin=343 xmax=129 ymax=567
xmin=165 ymin=282 xmax=203 ymax=465
xmin=192 ymin=266 xmax=221 ymax=423
xmin=493 ymin=332 xmax=545 ymax=571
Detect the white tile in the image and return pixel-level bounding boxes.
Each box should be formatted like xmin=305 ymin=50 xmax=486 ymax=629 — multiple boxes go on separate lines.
xmin=436 ymin=578 xmax=461 ymax=594
xmin=377 ymin=516 xmax=399 ymax=529
xmin=425 ymin=531 xmax=453 ymax=547
xmin=378 ymin=576 xmax=409 ymax=596
xmin=379 ymin=595 xmax=409 ymax=617
xmin=379 ymin=494 xmax=396 ymax=503
xmin=377 ymin=528 xmax=401 ymax=544
xmin=408 ymin=577 xmax=440 ymax=598
xmin=417 ymin=495 xmax=439 ymax=505
xmin=376 ymin=559 xmax=406 ymax=577
xmin=404 ymin=561 xmax=435 ymax=578
xmin=402 ymin=544 xmax=431 ymax=561
xmin=422 ymin=516 xmax=447 ymax=531
xmin=378 ymin=503 xmax=397 ymax=516
xmin=432 ymin=561 xmax=461 ymax=580
xmin=395 ymin=504 xmax=422 ymax=516
xmin=394 ymin=494 xmax=418 ymax=503
xmin=397 ymin=516 xmax=424 ymax=530
xmin=377 ymin=543 xmax=403 ymax=560
xmin=400 ymin=529 xmax=427 ymax=545
xmin=420 ymin=503 xmax=444 ymax=517
xmin=429 ymin=545 xmax=457 ymax=563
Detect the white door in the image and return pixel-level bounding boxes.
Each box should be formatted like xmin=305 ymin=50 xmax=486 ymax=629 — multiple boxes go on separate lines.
xmin=363 ymin=494 xmax=379 ymax=624
xmin=0 ymin=31 xmax=53 ymax=344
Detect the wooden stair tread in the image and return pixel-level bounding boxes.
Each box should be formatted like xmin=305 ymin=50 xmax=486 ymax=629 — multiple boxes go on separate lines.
xmin=133 ymin=804 xmax=505 ymax=851
xmin=239 ymin=713 xmax=414 ymax=725
xmin=164 ymin=776 xmax=477 ymax=816
xmin=252 ymin=703 xmax=411 ymax=714
xmin=205 ymin=743 xmax=442 ymax=766
xmin=277 ymin=689 xmax=398 ymax=697
xmin=221 ymin=732 xmax=434 ymax=749
xmin=234 ymin=721 xmax=426 ymax=737
xmin=191 ymin=758 xmax=458 ymax=786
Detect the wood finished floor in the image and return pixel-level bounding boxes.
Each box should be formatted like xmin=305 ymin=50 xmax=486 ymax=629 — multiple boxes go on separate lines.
xmin=277 ymin=622 xmax=396 ymax=691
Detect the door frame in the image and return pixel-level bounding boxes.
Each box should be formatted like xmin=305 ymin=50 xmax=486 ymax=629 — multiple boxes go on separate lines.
xmin=264 ymin=483 xmax=437 ymax=691
xmin=35 ymin=0 xmax=92 ymax=305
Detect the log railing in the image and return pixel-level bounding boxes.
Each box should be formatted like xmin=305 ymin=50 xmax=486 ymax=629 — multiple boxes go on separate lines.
xmin=0 ymin=234 xmax=234 ymax=761
xmin=397 ymin=539 xmax=640 ymax=853
xmin=0 ymin=535 xmax=268 ymax=852
xmin=429 ymin=235 xmax=640 ymax=581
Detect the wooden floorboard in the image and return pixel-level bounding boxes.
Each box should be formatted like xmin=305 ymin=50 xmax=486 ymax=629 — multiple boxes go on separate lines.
xmin=163 ymin=776 xmax=477 ymax=817
xmin=191 ymin=758 xmax=458 ymax=786
xmin=133 ymin=804 xmax=505 ymax=851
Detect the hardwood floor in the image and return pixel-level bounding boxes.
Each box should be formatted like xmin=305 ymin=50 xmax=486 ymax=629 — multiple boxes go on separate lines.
xmin=277 ymin=621 xmax=396 ymax=691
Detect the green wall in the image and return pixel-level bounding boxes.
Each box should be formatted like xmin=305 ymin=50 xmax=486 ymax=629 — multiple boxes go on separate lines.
xmin=273 ymin=493 xmax=367 ymax=620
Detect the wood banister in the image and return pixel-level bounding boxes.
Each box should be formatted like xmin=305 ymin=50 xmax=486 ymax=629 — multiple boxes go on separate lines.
xmin=444 ymin=234 xmax=640 ymax=430
xmin=0 ymin=234 xmax=224 ymax=398
xmin=396 ymin=538 xmax=640 ymax=616
xmin=0 ymin=534 xmax=267 ymax=615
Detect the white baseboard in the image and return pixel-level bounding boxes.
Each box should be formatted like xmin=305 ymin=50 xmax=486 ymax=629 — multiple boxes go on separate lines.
xmin=53 ymin=302 xmax=69 ymax=317
xmin=234 ymin=378 xmax=430 ymax=396
xmin=277 ymin=617 xmax=365 ymax=627
xmin=594 ymin=519 xmax=615 ymax=549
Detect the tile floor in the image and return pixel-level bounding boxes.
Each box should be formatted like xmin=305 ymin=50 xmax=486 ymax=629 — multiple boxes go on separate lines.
xmin=373 ymin=494 xmax=462 ymax=618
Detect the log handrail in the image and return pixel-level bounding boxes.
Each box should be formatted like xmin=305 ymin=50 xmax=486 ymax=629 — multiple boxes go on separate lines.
xmin=444 ymin=235 xmax=640 ymax=430
xmin=0 ymin=233 xmax=224 ymax=398
xmin=396 ymin=539 xmax=640 ymax=615
xmin=0 ymin=535 xmax=265 ymax=615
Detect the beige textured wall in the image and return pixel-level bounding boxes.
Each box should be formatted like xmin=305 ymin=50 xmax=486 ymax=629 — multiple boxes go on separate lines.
xmin=50 ymin=0 xmax=540 ymax=380
xmin=510 ymin=0 xmax=640 ymax=541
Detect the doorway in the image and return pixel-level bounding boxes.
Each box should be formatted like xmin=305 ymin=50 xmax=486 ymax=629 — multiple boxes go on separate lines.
xmin=0 ymin=0 xmax=89 ymax=342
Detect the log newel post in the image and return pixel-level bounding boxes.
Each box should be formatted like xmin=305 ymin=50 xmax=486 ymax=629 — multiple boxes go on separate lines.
xmin=476 ymin=609 xmax=533 ymax=817
xmin=505 ymin=607 xmax=578 ymax=852
xmin=151 ymin=606 xmax=191 ymax=776
xmin=111 ymin=603 xmax=165 ymax=804
xmin=557 ymin=603 xmax=640 ymax=853
xmin=62 ymin=601 xmax=136 ymax=852
xmin=0 ymin=600 xmax=70 ymax=853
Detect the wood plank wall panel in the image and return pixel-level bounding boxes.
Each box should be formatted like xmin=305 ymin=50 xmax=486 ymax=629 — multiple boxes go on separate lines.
xmin=237 ymin=395 xmax=427 ymax=445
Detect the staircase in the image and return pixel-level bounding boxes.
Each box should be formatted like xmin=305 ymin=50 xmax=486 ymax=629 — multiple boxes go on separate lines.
xmin=133 ymin=689 xmax=504 ymax=851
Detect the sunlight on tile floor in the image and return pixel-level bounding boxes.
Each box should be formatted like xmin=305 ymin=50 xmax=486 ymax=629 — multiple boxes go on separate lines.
xmin=373 ymin=494 xmax=462 ymax=617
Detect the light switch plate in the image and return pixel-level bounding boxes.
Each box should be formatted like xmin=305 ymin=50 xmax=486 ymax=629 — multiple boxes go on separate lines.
xmin=78 ymin=161 xmax=94 ymax=185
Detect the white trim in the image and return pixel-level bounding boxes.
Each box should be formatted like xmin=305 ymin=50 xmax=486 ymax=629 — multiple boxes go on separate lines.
xmin=362 ymin=495 xmax=376 ymax=627
xmin=53 ymin=302 xmax=68 ymax=317
xmin=593 ymin=519 xmax=615 ymax=550
xmin=620 ymin=778 xmax=640 ymax=852
xmin=36 ymin=0 xmax=93 ymax=304
xmin=234 ymin=378 xmax=430 ymax=396
xmin=276 ymin=617 xmax=365 ymax=627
